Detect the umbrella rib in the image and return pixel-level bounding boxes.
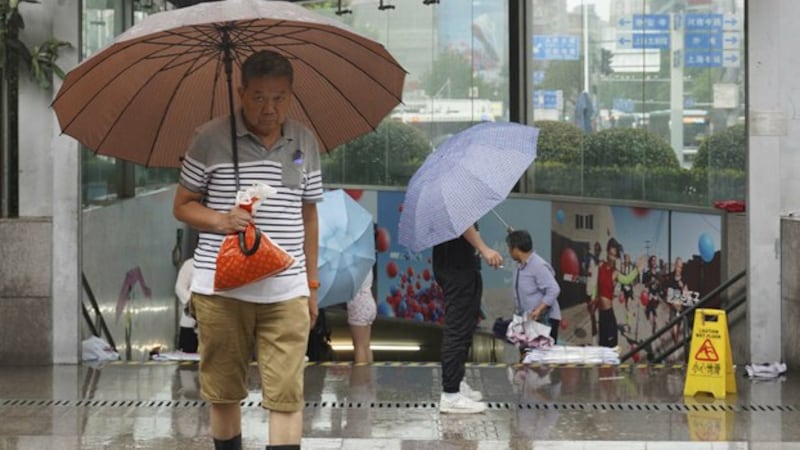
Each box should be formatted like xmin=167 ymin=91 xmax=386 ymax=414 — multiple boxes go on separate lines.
xmin=233 ymin=22 xmax=405 ymax=104
xmin=92 ymin=46 xmax=219 ymax=164
xmin=54 ymin=42 xmax=201 ymax=132
xmin=145 ymin=49 xmax=223 ymax=167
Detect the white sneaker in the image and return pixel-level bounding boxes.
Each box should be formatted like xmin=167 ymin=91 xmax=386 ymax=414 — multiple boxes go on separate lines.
xmin=439 ymin=392 xmax=486 ymax=414
xmin=459 ymin=381 xmax=483 ymax=401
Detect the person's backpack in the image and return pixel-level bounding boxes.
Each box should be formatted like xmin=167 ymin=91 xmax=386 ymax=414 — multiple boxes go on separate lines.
xmin=306 ymin=308 xmax=333 ymax=361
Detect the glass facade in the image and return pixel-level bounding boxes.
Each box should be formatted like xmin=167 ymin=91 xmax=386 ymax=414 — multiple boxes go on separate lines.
xmin=81 ymin=0 xmax=177 ymax=206
xmin=78 ymin=0 xmax=745 ymax=208
xmin=527 ymin=0 xmax=746 ymax=206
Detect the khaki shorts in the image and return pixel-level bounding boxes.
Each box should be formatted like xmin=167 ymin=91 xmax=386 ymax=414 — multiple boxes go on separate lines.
xmin=191 ymin=293 xmax=309 ymax=412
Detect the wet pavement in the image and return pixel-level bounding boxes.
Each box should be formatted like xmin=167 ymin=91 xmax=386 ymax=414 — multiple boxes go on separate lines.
xmin=0 ymin=362 xmax=797 ymax=449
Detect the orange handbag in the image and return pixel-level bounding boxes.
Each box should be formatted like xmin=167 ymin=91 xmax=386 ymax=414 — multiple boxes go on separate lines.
xmin=214 ymin=217 xmax=295 ymax=291
xmin=213 ymin=134 xmax=295 ymax=290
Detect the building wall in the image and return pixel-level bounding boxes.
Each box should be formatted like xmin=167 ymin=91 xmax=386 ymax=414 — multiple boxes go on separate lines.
xmin=0 ymin=219 xmax=52 ymax=364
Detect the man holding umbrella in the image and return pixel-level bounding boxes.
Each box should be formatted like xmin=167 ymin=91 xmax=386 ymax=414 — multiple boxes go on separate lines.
xmin=398 ymin=121 xmax=540 ymax=414
xmin=174 ymin=51 xmax=321 ymax=450
xmin=434 ymin=225 xmax=502 ymax=413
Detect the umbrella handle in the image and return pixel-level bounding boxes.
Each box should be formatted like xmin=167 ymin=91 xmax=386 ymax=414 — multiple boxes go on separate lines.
xmin=238 ymin=228 xmax=262 ymax=256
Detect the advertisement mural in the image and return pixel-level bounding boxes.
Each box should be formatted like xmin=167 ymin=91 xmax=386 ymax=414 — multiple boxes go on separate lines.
xmin=551 ymin=202 xmax=721 ymax=362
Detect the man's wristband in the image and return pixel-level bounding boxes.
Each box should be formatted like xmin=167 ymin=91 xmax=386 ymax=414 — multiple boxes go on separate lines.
xmin=308 ymin=279 xmax=320 ymax=289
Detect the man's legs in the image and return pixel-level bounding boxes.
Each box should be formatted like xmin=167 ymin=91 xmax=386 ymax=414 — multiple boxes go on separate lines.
xmin=269 ymin=411 xmax=303 ymax=445
xmin=255 ymin=297 xmax=309 ymax=447
xmin=437 ymin=269 xmax=482 ymax=393
xmin=192 ymin=294 xmax=255 ymax=449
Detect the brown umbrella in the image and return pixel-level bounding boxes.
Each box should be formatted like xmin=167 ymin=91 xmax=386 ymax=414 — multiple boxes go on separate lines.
xmin=52 ymin=0 xmax=406 ymax=168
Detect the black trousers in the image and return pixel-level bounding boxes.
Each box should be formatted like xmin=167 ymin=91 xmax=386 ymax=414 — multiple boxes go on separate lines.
xmin=435 ymin=268 xmax=482 ymax=394
xmin=548 ymin=318 xmax=560 ymax=343
xmin=598 ymin=308 xmax=618 ymax=347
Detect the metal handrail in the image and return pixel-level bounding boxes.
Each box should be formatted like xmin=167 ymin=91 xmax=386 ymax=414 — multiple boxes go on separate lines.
xmin=82 ymin=273 xmax=118 ymax=352
xmin=651 ymin=291 xmax=746 ymax=363
xmin=619 ymin=269 xmax=746 ymax=363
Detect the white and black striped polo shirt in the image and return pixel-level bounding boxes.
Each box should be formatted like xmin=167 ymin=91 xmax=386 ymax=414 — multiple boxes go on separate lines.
xmin=180 ymin=113 xmax=323 ymax=304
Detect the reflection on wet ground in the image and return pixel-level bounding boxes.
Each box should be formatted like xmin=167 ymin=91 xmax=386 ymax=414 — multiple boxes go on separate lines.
xmin=0 ymin=362 xmax=797 ymax=449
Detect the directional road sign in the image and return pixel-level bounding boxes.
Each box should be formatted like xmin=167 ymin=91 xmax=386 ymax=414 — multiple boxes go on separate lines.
xmin=685 ymin=32 xmax=740 ymax=50
xmin=684 ymin=13 xmax=740 ymax=32
xmin=617 ymin=33 xmax=670 ymax=50
xmin=533 ymin=35 xmax=580 ymax=61
xmin=533 ymin=90 xmax=563 ymax=110
xmin=685 ymin=50 xmax=740 ymax=68
xmin=617 ymin=14 xmax=670 ymax=31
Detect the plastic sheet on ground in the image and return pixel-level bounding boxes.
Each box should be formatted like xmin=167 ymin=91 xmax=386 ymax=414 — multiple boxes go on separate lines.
xmin=522 ymin=345 xmax=620 ymax=365
xmin=151 ymin=351 xmax=200 ymax=362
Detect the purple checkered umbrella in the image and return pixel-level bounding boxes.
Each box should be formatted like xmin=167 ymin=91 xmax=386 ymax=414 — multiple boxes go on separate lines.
xmin=398 ymin=122 xmax=538 ymax=253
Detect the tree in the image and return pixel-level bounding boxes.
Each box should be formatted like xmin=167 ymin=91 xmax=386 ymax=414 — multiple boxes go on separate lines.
xmin=533 ymin=120 xmax=586 ymax=165
xmin=585 ymin=128 xmax=679 ymax=168
xmin=692 ymin=124 xmax=745 ymax=171
xmin=321 ymin=119 xmax=432 ymax=186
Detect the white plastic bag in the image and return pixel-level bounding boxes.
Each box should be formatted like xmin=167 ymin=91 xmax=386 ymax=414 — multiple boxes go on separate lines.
xmin=82 ymin=336 xmax=119 ymax=362
xmin=506 ymin=314 xmax=553 ymax=349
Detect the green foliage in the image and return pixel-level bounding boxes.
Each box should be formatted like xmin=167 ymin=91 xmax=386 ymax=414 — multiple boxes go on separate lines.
xmin=0 ymin=0 xmax=71 ymax=89
xmin=692 ymin=124 xmax=745 ymax=171
xmin=584 ymin=127 xmax=679 ymax=169
xmin=532 ymin=120 xmax=586 ymax=165
xmin=321 ymin=119 xmax=433 ymax=186
xmin=533 ymin=161 xmax=745 ymax=206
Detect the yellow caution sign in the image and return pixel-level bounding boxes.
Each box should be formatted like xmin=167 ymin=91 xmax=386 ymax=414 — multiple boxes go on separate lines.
xmin=684 ymin=309 xmax=736 ymax=399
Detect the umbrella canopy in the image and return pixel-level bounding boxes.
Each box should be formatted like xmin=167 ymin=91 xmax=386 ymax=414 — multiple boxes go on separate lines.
xmin=398 ymin=121 xmax=539 ymax=253
xmin=317 ymin=189 xmax=375 ymax=308
xmin=52 ymin=0 xmax=406 ymax=167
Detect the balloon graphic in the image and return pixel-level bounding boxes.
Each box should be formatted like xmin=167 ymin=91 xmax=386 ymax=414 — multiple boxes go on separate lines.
xmin=698 ymin=233 xmax=715 ymax=263
xmin=413 ymin=312 xmax=424 ymax=321
xmin=377 ymin=301 xmax=394 ymax=317
xmin=632 ymin=207 xmax=650 ymax=218
xmin=640 ymin=289 xmax=649 ymax=307
xmin=386 ymin=261 xmax=398 ymax=278
xmin=560 ymin=318 xmax=568 ymax=330
xmin=344 ymin=189 xmax=363 ymax=201
xmin=422 ymin=268 xmax=431 ymax=281
xmin=376 ymin=227 xmax=391 ymax=253
xmin=555 ymin=209 xmax=565 ymax=224
xmin=560 ymin=248 xmax=580 ymax=276
xmin=407 ymin=267 xmax=415 ymax=277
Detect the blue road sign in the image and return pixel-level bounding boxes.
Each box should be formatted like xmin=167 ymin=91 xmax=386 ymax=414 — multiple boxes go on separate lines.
xmin=618 ymin=33 xmax=670 ymax=49
xmin=685 ymin=32 xmax=723 ymax=49
xmin=533 ymin=71 xmax=545 ymax=85
xmin=684 ymin=50 xmax=740 ymax=68
xmin=533 ymin=90 xmax=562 ymax=110
xmin=533 ymin=35 xmax=580 ymax=61
xmin=618 ymin=14 xmax=670 ymax=31
xmin=684 ymin=13 xmax=739 ymax=32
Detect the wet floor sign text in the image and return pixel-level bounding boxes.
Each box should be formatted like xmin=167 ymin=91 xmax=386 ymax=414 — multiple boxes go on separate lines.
xmin=684 ymin=308 xmax=736 ymax=399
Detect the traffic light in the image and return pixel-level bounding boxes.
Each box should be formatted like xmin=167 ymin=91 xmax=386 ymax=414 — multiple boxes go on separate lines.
xmin=600 ymin=49 xmax=614 ymax=75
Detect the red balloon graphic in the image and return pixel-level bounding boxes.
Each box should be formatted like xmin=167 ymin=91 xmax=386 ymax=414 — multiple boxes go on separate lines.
xmin=619 ymin=292 xmax=625 ymax=304
xmin=560 ymin=248 xmax=580 ymax=276
xmin=422 ymin=268 xmax=431 ymax=281
xmin=407 ymin=267 xmax=415 ymax=277
xmin=632 ymin=207 xmax=650 ymax=217
xmin=386 ymin=261 xmax=398 ymax=278
xmin=344 ymin=189 xmax=363 ymax=201
xmin=560 ymin=318 xmax=568 ymax=330
xmin=375 ymin=227 xmax=391 ymax=253
xmin=640 ymin=289 xmax=649 ymax=307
